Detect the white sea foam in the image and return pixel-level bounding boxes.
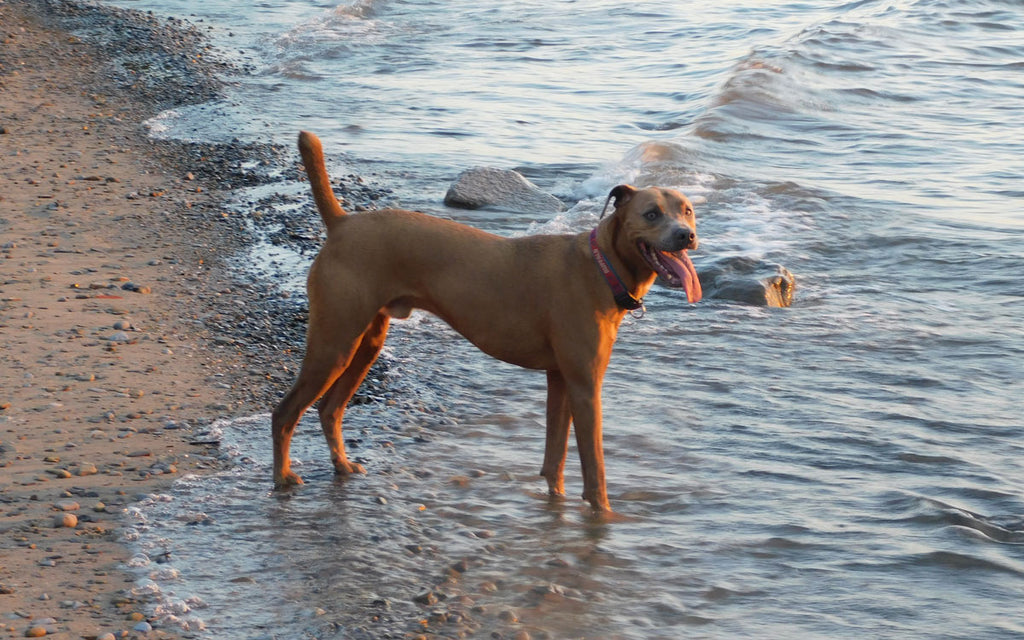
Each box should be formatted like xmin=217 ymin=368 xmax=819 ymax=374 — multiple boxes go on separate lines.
xmin=143 ymin=109 xmax=179 ymax=137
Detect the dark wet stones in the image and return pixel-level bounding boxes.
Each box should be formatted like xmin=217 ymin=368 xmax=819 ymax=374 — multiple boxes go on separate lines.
xmin=698 ymin=256 xmax=795 ymax=307
xmin=30 ymin=0 xmax=229 ymax=112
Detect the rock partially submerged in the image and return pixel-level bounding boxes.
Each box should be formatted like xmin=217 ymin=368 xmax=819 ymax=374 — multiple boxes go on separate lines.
xmin=444 ymin=167 xmax=566 ymax=213
xmin=698 ymin=257 xmax=795 ymax=307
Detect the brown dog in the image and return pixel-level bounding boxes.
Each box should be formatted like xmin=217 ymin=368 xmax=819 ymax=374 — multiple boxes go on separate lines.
xmin=272 ymin=131 xmax=702 ymax=511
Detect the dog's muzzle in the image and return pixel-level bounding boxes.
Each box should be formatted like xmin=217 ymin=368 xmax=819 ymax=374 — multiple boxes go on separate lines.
xmin=638 ymin=238 xmax=702 ymax=303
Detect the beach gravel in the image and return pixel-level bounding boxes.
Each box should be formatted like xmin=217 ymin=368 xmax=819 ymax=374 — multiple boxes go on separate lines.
xmin=0 ymin=1 xmax=313 ymax=638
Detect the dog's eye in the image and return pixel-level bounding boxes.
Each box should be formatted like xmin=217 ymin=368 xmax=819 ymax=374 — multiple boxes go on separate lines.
xmin=644 ymin=209 xmax=661 ymax=222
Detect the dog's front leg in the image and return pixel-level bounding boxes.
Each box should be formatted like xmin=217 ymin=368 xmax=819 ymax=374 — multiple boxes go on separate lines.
xmin=541 ymin=370 xmax=572 ymax=497
xmin=567 ymin=380 xmax=611 ymax=512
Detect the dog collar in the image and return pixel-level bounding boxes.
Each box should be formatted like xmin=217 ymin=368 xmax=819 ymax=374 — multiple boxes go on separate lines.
xmin=589 ymin=228 xmax=644 ymax=312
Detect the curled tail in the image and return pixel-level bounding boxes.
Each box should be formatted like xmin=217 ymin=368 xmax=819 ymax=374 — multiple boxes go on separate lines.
xmin=298 ymin=131 xmax=346 ymax=231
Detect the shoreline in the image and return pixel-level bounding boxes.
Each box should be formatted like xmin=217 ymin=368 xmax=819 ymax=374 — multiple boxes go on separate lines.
xmin=1 ymin=1 xmax=306 ymax=636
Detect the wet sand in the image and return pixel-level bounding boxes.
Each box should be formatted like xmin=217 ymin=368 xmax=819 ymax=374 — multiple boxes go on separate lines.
xmin=0 ymin=1 xmax=301 ymax=637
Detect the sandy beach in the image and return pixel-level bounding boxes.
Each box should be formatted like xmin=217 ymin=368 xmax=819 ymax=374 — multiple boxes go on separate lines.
xmin=1 ymin=1 xmax=300 ymax=637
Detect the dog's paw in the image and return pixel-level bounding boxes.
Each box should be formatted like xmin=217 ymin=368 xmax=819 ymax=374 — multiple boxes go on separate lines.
xmin=274 ymin=471 xmax=304 ymax=489
xmin=333 ymin=460 xmax=366 ymax=476
xmin=546 ymin=485 xmax=567 ymax=498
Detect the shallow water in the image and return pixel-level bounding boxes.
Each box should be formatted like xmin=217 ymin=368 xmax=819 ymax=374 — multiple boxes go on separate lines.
xmin=108 ymin=0 xmax=1024 ymax=637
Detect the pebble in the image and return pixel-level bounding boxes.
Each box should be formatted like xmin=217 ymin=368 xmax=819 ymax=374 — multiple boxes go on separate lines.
xmin=77 ymin=462 xmax=99 ymax=476
xmin=132 ymin=621 xmax=152 ymax=633
xmin=97 ymin=634 xmax=117 ymax=640
xmin=532 ymin=583 xmax=562 ymax=596
xmin=498 ymin=609 xmax=519 ymax=623
xmin=121 ymin=282 xmax=152 ymax=294
xmin=24 ymin=626 xmax=47 ymax=638
xmin=54 ymin=513 xmax=78 ymax=528
xmin=54 ymin=499 xmax=80 ymax=511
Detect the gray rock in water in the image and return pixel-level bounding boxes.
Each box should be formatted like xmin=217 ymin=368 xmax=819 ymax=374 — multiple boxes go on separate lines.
xmin=444 ymin=167 xmax=566 ymax=213
xmin=698 ymin=257 xmax=795 ymax=307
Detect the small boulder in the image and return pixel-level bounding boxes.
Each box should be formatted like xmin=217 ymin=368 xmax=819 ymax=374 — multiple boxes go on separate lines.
xmin=698 ymin=257 xmax=795 ymax=307
xmin=444 ymin=167 xmax=566 ymax=213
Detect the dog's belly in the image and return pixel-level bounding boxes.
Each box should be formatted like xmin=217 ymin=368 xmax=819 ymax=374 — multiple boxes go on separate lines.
xmin=444 ymin=318 xmax=556 ymax=371
xmin=464 ymin=333 xmax=556 ymax=371
xmin=392 ymin=297 xmax=556 ymax=371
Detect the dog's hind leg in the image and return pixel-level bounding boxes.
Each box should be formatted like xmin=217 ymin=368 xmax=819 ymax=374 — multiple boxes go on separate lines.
xmin=272 ymin=318 xmax=375 ymax=488
xmin=317 ymin=312 xmax=390 ymax=476
xmin=540 ymin=369 xmax=572 ymax=498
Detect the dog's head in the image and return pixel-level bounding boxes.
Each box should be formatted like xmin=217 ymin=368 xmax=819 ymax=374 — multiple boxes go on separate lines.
xmin=603 ymin=184 xmax=702 ymax=303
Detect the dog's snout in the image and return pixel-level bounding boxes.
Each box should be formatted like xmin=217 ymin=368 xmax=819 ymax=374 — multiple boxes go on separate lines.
xmin=674 ymin=226 xmax=697 ymax=250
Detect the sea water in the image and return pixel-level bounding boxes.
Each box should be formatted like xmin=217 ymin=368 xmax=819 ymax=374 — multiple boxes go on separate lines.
xmin=107 ymin=0 xmax=1023 ymax=637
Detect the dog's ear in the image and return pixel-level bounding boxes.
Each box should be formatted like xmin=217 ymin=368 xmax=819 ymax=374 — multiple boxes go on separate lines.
xmin=600 ymin=184 xmax=638 ymax=219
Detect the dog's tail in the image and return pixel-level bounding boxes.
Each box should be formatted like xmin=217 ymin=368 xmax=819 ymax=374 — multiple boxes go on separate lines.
xmin=298 ymin=131 xmax=346 ymax=230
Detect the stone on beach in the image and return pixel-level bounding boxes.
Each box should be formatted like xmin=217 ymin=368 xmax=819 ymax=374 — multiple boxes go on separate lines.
xmin=76 ymin=462 xmax=99 ymax=476
xmin=120 ymin=282 xmax=152 ymax=294
xmin=54 ymin=499 xmax=80 ymax=511
xmin=53 ymin=513 xmax=78 ymax=528
xmin=444 ymin=167 xmax=566 ymax=213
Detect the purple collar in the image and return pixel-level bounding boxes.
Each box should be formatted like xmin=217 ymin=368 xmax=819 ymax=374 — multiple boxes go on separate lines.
xmin=589 ymin=228 xmax=644 ymax=311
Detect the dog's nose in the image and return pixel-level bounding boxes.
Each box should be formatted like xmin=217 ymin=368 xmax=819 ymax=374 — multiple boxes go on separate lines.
xmin=674 ymin=227 xmax=696 ymax=249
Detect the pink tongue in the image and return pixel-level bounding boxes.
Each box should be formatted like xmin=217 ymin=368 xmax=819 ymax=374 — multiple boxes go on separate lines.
xmin=663 ymin=250 xmax=702 ymax=303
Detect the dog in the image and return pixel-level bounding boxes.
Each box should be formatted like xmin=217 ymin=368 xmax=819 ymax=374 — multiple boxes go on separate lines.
xmin=271 ymin=131 xmax=702 ymax=511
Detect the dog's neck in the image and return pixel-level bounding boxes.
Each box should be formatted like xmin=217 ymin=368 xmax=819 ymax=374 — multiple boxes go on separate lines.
xmin=592 ymin=216 xmax=657 ymax=308
xmin=589 ymin=229 xmax=643 ymax=310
